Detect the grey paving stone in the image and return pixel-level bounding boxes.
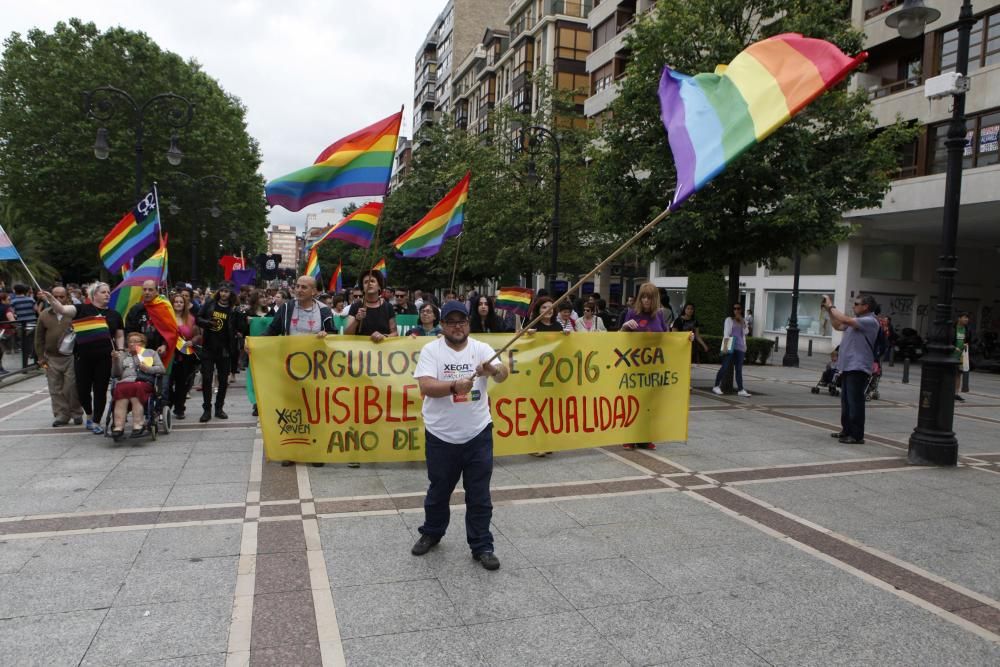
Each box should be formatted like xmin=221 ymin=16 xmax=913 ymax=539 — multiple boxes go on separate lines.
xmin=249 ymin=642 xmax=322 ymax=667
xmin=439 ymin=566 xmax=572 ymax=624
xmin=554 ymin=490 xmax=700 ymax=527
xmin=0 ymin=608 xmax=107 ymax=667
xmin=97 ymin=467 xmax=182 ymax=490
xmin=0 ymin=564 xmax=129 ymax=617
xmin=490 ymin=502 xmax=581 ymax=538
xmin=82 ymin=597 xmax=232 ymax=665
xmin=117 ymin=555 xmax=239 ymax=606
xmin=509 ymin=526 xmax=620 ymax=566
xmin=581 ymin=597 xmax=741 ymax=665
xmin=684 ymin=583 xmax=822 ymax=647
xmin=325 ymin=544 xmax=436 ymax=587
xmin=0 ymin=538 xmax=44 ymax=574
xmin=342 ymin=627 xmax=487 ymax=667
xmin=319 ymin=514 xmax=415 ymax=549
xmin=184 ymin=452 xmax=253 ymax=468
xmin=78 ymin=484 xmax=172 ymax=512
xmin=42 ymin=455 xmax=126 ymax=474
xmin=165 ymin=482 xmax=249 ymax=506
xmin=662 ymin=646 xmax=771 ymax=666
xmin=23 ymin=530 xmax=149 ymax=573
xmin=538 ymin=557 xmax=668 ymax=609
xmin=174 ymin=464 xmax=250 ymax=486
xmin=0 ymin=488 xmax=87 ymax=517
xmin=254 ymin=551 xmax=311 ymax=594
xmin=136 ymin=654 xmax=227 ymax=666
xmin=250 ymin=589 xmax=318 ymax=649
xmin=333 ymin=578 xmax=461 ymax=639
xmin=467 ymin=610 xmax=628 ymax=666
xmin=137 ymin=524 xmax=242 ymax=562
xmin=309 ymin=473 xmax=388 ymax=498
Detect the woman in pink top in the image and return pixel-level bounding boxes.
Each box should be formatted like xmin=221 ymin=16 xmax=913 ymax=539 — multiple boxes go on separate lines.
xmin=170 ymin=293 xmax=201 ymax=419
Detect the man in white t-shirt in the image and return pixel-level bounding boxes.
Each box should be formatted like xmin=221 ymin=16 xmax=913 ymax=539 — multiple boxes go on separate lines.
xmin=410 ymin=300 xmax=509 ymax=570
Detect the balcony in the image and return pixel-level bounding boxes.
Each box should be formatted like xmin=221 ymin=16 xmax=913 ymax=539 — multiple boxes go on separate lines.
xmin=863 ymin=0 xmax=902 ymax=21
xmin=868 ymin=76 xmax=923 ymax=99
xmin=417 ymin=88 xmax=437 ymax=108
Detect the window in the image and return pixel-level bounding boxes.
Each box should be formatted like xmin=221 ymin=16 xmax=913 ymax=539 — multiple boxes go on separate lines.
xmin=592 ymin=62 xmax=614 ymax=94
xmin=593 ymin=16 xmax=616 ymax=50
xmin=513 ymin=42 xmax=534 ymax=78
xmin=861 ymin=244 xmax=915 ymax=281
xmin=928 ymin=109 xmax=1000 ymax=173
xmin=765 ymin=292 xmax=831 ymax=337
xmin=939 ymin=10 xmax=1000 ymax=74
xmin=557 ymin=27 xmax=591 ymax=61
xmin=769 ymin=247 xmax=839 ymax=276
xmin=557 ymin=72 xmax=589 ymax=104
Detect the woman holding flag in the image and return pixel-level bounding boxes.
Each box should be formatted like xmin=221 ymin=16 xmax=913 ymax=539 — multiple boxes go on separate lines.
xmin=169 ymin=293 xmax=200 ymax=419
xmin=40 ymin=283 xmax=125 ymax=434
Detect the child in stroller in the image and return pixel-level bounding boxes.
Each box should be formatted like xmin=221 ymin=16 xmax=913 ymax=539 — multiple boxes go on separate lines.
xmin=812 ymin=348 xmax=840 ymax=396
xmin=109 ymin=331 xmax=166 ymax=441
xmin=864 ymin=357 xmax=882 ymax=401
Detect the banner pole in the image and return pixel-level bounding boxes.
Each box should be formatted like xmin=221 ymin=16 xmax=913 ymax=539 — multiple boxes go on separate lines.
xmin=449 ymin=234 xmax=463 ymax=295
xmin=484 ymin=205 xmax=673 ymax=366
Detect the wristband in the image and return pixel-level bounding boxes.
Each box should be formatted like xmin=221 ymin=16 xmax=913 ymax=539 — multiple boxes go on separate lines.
xmin=449 ymin=381 xmax=457 ymax=395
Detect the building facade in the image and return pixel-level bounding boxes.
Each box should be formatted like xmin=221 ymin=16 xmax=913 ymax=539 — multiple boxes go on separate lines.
xmin=267 ymin=224 xmax=300 ymax=270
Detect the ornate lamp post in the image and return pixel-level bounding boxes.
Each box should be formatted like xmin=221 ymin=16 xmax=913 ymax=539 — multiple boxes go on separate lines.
xmin=887 ymin=0 xmax=969 ymax=466
xmin=82 ymin=86 xmax=194 ymax=201
xmin=521 ymin=125 xmax=562 ymax=295
xmin=162 ymin=172 xmax=227 ymax=287
xmin=782 ymin=251 xmax=802 ymax=367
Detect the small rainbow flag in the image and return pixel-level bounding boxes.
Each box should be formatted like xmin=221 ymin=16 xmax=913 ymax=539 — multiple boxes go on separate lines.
xmin=73 ymin=315 xmax=111 ymax=346
xmin=659 ymin=33 xmax=866 ymax=210
xmin=328 ymin=260 xmax=343 ymax=293
xmin=313 ymin=203 xmax=382 ymax=249
xmin=265 ymin=111 xmax=402 ymax=212
xmin=108 ymin=242 xmax=169 ymax=317
xmin=305 ymin=247 xmax=321 ymax=283
xmin=99 ymin=190 xmax=160 ymax=273
xmin=393 ymin=172 xmax=469 ymax=258
xmin=496 ymin=287 xmax=534 ymax=318
xmin=372 ymin=258 xmax=387 ymax=280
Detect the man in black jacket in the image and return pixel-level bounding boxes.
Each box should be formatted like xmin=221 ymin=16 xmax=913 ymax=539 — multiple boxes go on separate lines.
xmin=124 ymin=280 xmax=166 ymax=357
xmin=196 ymin=281 xmax=237 ymax=422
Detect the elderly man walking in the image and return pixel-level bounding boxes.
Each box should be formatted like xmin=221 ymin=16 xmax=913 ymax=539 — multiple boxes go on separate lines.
xmin=34 ymin=286 xmax=83 ymax=427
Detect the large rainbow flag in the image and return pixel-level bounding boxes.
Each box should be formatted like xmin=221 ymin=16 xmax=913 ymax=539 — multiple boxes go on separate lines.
xmin=305 ymin=247 xmax=321 ymax=283
xmin=265 ymin=111 xmax=402 ymax=212
xmin=328 ymin=260 xmax=343 ymax=293
xmin=108 ymin=242 xmax=169 ymax=317
xmin=393 ymin=172 xmax=470 ymax=258
xmin=312 ymin=202 xmax=382 ymax=249
xmin=99 ymin=190 xmax=160 ymax=273
xmin=658 ymin=33 xmax=866 ymax=210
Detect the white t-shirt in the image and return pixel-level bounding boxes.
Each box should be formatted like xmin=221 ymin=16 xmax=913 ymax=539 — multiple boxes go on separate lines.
xmin=289 ymin=302 xmax=322 ymax=335
xmin=414 ymin=336 xmax=501 ymax=444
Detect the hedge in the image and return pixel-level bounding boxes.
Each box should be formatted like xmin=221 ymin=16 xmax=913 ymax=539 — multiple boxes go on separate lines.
xmin=700 ymin=335 xmax=776 ymax=365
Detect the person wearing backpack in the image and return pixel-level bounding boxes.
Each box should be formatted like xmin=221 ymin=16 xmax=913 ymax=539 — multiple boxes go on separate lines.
xmin=822 ymin=294 xmax=879 ymax=444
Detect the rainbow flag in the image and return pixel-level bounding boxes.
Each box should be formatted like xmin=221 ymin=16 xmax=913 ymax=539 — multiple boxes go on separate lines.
xmin=313 ymin=202 xmax=382 ymax=249
xmin=393 ymin=172 xmax=469 ymax=258
xmin=108 ymin=243 xmax=169 ymax=317
xmin=495 ymin=287 xmax=534 ymax=318
xmin=73 ymin=315 xmax=111 ymax=346
xmin=99 ymin=190 xmax=160 ymax=273
xmin=0 ymin=223 xmax=22 ymax=261
xmin=372 ymin=258 xmax=386 ymax=280
xmin=658 ymin=33 xmax=866 ymax=210
xmin=143 ymin=295 xmax=179 ymax=371
xmin=265 ymin=111 xmax=402 ymax=212
xmin=328 ymin=260 xmax=343 ymax=293
xmin=305 ymin=247 xmax=321 ymax=283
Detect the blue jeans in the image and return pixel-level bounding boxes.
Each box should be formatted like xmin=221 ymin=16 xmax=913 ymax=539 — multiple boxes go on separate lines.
xmin=840 ymin=370 xmax=868 ymax=440
xmin=419 ymin=425 xmax=494 ymax=554
xmin=714 ymin=350 xmax=745 ymax=390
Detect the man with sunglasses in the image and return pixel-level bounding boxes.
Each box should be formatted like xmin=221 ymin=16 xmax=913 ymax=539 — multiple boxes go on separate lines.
xmin=410 ymin=301 xmax=509 ymax=570
xmin=822 ymin=294 xmax=879 ymax=444
xmin=393 ymin=288 xmax=417 ymax=316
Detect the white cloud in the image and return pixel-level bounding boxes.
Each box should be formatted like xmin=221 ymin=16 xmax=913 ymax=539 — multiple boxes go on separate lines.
xmin=0 ymin=0 xmax=443 ymax=230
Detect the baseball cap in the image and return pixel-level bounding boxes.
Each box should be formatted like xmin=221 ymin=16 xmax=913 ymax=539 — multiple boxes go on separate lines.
xmin=440 ymin=300 xmax=469 ymax=321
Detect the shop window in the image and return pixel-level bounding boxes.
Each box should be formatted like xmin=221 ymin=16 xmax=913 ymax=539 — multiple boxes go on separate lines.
xmin=765 ymin=292 xmax=831 ymax=337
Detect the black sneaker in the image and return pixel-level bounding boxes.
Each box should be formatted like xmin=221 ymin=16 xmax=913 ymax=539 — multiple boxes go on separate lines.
xmin=954 ymin=395 xmax=965 ymax=402
xmin=174 ymin=411 xmax=186 ymax=420
xmin=199 ymin=410 xmax=211 ymax=423
xmin=830 ymin=431 xmax=847 ymax=438
xmin=411 ymin=534 xmax=440 ymax=556
xmin=215 ymin=407 xmax=228 ymax=419
xmin=838 ymin=436 xmax=865 ymax=444
xmin=473 ymin=551 xmax=500 ymax=570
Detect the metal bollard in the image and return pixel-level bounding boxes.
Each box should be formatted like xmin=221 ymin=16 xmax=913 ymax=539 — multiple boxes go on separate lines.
xmin=902 ymin=358 xmax=910 ymax=384
xmin=962 ymin=370 xmax=970 ymax=393
xmin=774 ymin=336 xmax=779 ymax=351
xmin=807 ymin=339 xmax=813 ymax=357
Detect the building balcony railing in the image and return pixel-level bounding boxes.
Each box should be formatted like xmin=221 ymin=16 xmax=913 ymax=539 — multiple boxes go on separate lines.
xmin=418 ymin=89 xmax=437 ymax=107
xmin=864 ymin=0 xmax=902 ymax=21
xmin=868 ymin=76 xmax=922 ymax=99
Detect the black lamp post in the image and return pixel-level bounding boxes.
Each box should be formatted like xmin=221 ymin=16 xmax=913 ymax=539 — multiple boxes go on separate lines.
xmin=521 ymin=125 xmax=562 ymax=295
xmin=782 ymin=251 xmax=802 ymax=367
xmin=164 ymin=172 xmax=227 ymax=287
xmin=888 ymin=0 xmax=967 ymax=466
xmin=82 ymin=86 xmax=194 ymax=201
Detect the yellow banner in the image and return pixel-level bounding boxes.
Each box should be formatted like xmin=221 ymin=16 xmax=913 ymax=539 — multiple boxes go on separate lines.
xmin=247 ymin=332 xmax=691 ymax=463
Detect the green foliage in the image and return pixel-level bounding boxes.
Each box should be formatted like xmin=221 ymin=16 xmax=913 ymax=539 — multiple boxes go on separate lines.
xmin=0 ymin=199 xmax=58 ymax=284
xmin=700 ymin=335 xmax=775 ymax=365
xmin=591 ymin=0 xmax=918 ymax=291
xmin=684 ymin=271 xmax=729 ymax=336
xmin=0 ymin=19 xmax=268 ymax=284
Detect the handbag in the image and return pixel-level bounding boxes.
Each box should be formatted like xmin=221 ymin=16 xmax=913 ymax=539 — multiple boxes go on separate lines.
xmin=57 ymin=327 xmax=76 ymax=355
xmin=961 ymin=347 xmax=970 ymax=373
xmin=720 ymin=336 xmax=734 ymax=354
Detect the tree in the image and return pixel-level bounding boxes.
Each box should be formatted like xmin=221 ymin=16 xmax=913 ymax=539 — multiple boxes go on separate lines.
xmin=591 ymin=0 xmax=917 ymax=309
xmin=0 ymin=20 xmax=268 ymax=283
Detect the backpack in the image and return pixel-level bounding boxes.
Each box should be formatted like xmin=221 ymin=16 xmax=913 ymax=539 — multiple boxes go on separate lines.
xmin=869 ymin=322 xmax=888 ymax=359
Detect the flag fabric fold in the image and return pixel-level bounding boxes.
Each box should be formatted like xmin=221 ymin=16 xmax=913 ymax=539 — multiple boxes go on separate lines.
xmin=372 ymin=258 xmax=386 ymax=280
xmin=265 ymin=111 xmax=402 ymax=212
xmin=99 ymin=191 xmax=160 ymax=273
xmin=305 ymin=247 xmax=321 ymax=283
xmin=108 ymin=242 xmax=169 ymax=317
xmin=658 ymin=33 xmax=867 ymax=210
xmin=495 ymin=287 xmax=534 ymax=318
xmin=393 ymin=172 xmax=470 ymax=258
xmin=312 ymin=203 xmax=383 ymax=249
xmin=328 ymin=260 xmax=343 ymax=293
xmin=143 ymin=295 xmax=179 ymax=372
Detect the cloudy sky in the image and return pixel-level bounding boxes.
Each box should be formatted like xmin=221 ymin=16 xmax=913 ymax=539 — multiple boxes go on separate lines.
xmin=0 ymin=0 xmax=444 ymax=230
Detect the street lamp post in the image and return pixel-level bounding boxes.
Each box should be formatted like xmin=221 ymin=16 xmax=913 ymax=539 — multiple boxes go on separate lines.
xmin=521 ymin=125 xmax=562 ymax=295
xmin=163 ymin=172 xmax=227 ymax=287
xmin=887 ymin=0 xmax=967 ymax=466
xmin=782 ymin=251 xmax=802 ymax=367
xmin=82 ymin=86 xmax=194 ymax=201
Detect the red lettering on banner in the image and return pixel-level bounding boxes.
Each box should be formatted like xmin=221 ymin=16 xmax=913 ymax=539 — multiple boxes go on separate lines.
xmin=492 ymin=394 xmax=641 ymax=438
xmin=363 ymin=386 xmax=382 ymax=423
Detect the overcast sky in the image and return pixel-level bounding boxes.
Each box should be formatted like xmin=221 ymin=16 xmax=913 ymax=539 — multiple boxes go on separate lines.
xmin=0 ymin=0 xmax=444 ymax=230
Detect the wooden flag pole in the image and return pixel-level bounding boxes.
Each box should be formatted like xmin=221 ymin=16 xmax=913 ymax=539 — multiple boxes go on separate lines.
xmin=483 ymin=205 xmax=673 ymax=366
xmin=449 ymin=234 xmax=463 ymax=295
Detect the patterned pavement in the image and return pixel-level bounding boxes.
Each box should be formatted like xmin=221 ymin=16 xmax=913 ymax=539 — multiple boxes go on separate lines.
xmin=1 ymin=359 xmax=999 ymax=666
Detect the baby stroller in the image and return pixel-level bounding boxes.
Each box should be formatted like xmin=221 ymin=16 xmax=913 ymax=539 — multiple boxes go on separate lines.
xmin=864 ymin=359 xmax=882 ymax=401
xmin=811 ymin=364 xmax=841 ymax=396
xmin=104 ymin=374 xmax=172 ymax=441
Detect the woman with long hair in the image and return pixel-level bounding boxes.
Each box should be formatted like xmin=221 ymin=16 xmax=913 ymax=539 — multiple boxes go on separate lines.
xmin=470 ymin=295 xmax=503 ymax=334
xmin=713 ymin=303 xmax=751 ymax=397
xmin=39 ymin=282 xmax=125 ymax=433
xmin=170 ymin=293 xmax=200 ymax=419
xmin=672 ymin=302 xmax=710 ymax=362
xmin=525 ymin=296 xmax=566 ymax=333
xmin=620 ymin=283 xmax=667 ymax=333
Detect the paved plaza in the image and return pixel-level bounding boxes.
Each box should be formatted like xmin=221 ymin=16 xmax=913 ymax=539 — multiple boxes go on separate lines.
xmin=1 ymin=358 xmax=999 ymax=666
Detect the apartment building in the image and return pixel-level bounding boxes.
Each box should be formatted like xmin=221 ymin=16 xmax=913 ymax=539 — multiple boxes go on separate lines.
xmin=583 ymin=0 xmax=658 ymax=118
xmin=267 ymin=224 xmax=300 ymax=270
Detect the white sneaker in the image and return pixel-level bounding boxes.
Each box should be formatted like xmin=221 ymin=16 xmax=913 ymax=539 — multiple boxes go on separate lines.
xmin=711 ymin=386 xmax=723 ymax=395
xmin=738 ymin=390 xmax=752 ymax=397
